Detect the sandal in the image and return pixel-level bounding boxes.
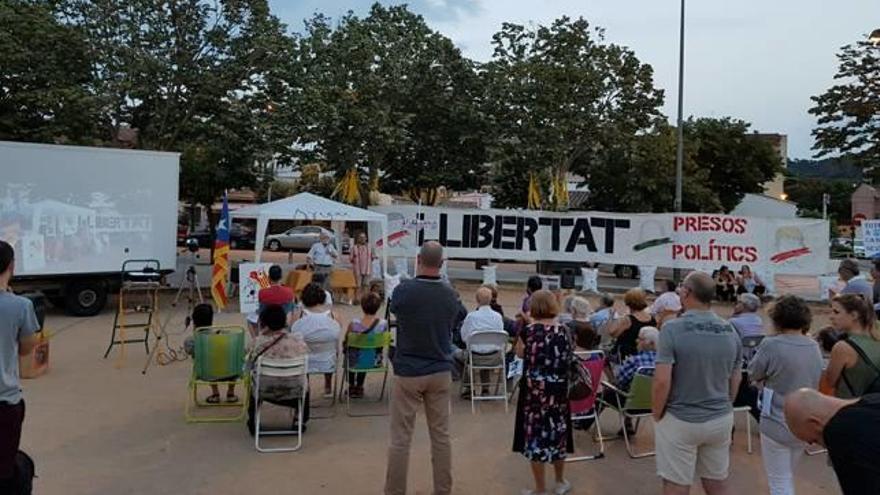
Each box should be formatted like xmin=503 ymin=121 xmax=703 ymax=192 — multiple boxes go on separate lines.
xmin=226 ymin=394 xmax=239 ymax=403
xmin=206 ymin=394 xmax=221 ymax=404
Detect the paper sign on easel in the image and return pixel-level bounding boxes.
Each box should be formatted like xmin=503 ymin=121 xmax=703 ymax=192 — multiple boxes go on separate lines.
xmin=239 ymin=262 xmax=273 ymax=314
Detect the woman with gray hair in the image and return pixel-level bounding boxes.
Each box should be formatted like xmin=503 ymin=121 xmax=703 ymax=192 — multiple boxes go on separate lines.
xmin=562 ymin=296 xmax=598 ymax=350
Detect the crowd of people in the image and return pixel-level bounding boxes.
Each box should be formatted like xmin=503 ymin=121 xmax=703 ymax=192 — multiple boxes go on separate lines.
xmin=6 ymin=231 xmax=880 ymax=494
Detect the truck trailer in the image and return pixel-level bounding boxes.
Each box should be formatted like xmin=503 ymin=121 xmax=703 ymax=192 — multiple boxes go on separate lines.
xmin=1 ymin=141 xmax=180 ymax=315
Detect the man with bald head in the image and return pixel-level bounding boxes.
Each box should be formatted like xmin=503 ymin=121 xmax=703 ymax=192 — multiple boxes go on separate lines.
xmin=652 ymin=271 xmax=743 ymax=495
xmin=385 ymin=241 xmax=460 ymax=495
xmin=785 ymin=389 xmax=880 ymax=494
xmin=454 ymin=286 xmax=505 ymax=398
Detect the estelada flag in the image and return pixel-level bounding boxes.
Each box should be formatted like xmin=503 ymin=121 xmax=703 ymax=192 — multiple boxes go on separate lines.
xmin=211 ymin=191 xmax=230 ymax=310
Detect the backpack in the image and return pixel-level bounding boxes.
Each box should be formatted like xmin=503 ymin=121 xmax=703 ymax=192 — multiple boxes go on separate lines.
xmin=10 ymin=450 xmax=35 ymax=495
xmin=843 ymin=339 xmax=880 ymax=396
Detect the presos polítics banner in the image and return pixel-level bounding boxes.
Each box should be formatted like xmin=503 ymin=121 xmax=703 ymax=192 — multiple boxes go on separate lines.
xmin=368 ymin=206 xmax=829 ymax=276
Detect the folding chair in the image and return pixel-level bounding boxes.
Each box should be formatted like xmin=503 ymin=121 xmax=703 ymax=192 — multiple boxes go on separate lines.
xmin=461 ymin=330 xmax=509 ymax=414
xmin=733 ymin=405 xmax=754 ymax=454
xmin=253 ymin=356 xmax=309 ymax=453
xmin=599 ymin=367 xmax=655 ymax=458
xmin=307 ymin=341 xmax=339 ymax=419
xmin=567 ymin=350 xmax=606 ymax=462
xmin=341 ymin=332 xmax=392 ymax=417
xmin=185 ymin=326 xmax=248 ymax=423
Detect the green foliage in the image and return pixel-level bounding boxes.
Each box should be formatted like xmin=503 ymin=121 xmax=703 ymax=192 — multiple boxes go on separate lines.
xmin=784 ymin=177 xmax=855 ymax=224
xmin=293 ymin=4 xmax=487 ymax=205
xmin=295 ymin=164 xmax=335 ymax=198
xmin=683 ymin=117 xmax=782 ymax=212
xmin=482 ymin=17 xmax=664 ymax=210
xmin=810 ymin=38 xmax=880 ymax=172
xmin=0 ymin=1 xmax=100 ymax=143
xmin=57 ymin=0 xmax=293 ymax=211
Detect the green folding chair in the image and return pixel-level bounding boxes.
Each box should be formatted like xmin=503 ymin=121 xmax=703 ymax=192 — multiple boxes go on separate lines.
xmin=599 ymin=367 xmax=655 ymax=458
xmin=341 ymin=332 xmax=392 ymax=417
xmin=185 ymin=325 xmax=249 ymax=423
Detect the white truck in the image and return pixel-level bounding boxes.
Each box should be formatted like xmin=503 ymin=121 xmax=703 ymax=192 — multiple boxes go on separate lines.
xmin=1 ymin=141 xmax=179 ymax=315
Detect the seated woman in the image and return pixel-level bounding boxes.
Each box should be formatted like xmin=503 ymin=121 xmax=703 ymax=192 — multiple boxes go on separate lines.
xmin=564 ymin=296 xmax=599 ymax=351
xmin=736 ymin=264 xmax=766 ymax=296
xmin=342 ymin=292 xmax=388 ymax=398
xmin=291 ymin=282 xmax=343 ymax=398
xmin=714 ymin=265 xmax=737 ymax=302
xmin=608 ymin=289 xmax=655 ymax=362
xmin=247 ymin=304 xmax=309 ymax=436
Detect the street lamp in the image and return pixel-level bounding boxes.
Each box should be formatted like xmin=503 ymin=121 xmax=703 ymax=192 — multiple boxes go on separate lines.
xmin=870 ymin=28 xmax=880 ymax=46
xmin=674 ymin=0 xmax=686 ymax=214
xmin=673 ymin=0 xmax=686 ymax=283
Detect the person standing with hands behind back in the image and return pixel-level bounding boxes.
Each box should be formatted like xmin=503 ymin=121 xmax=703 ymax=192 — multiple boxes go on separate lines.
xmin=652 ymin=272 xmax=743 ymax=495
xmin=385 ymin=242 xmax=460 ymax=495
xmin=0 ymin=241 xmax=39 ymax=492
xmin=307 ymin=231 xmax=338 ymax=291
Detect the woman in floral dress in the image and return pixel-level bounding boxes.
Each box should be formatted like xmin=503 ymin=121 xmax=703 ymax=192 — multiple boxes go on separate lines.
xmin=513 ymin=290 xmax=574 ymax=495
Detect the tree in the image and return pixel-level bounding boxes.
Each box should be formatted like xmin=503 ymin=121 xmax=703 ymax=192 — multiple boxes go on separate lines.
xmin=784 ymin=176 xmax=855 ymax=224
xmin=683 ymin=117 xmax=782 ymax=212
xmin=0 ymin=1 xmax=101 ymax=143
xmin=585 ymin=123 xmax=721 ymax=212
xmin=59 ymin=0 xmax=296 ymax=223
xmin=294 ymin=4 xmax=487 ymax=205
xmin=483 ymin=17 xmax=665 ymax=209
xmin=810 ymin=36 xmax=880 ymax=174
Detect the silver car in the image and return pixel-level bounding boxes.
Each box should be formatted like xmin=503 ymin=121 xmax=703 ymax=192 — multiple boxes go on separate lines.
xmin=264 ymin=226 xmax=336 ymax=251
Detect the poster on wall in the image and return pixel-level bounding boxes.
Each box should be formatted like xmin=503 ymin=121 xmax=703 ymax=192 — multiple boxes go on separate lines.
xmin=238 ymin=262 xmax=273 ymax=314
xmin=862 ymin=220 xmax=880 ymax=258
xmin=368 ymin=206 xmax=830 ymax=276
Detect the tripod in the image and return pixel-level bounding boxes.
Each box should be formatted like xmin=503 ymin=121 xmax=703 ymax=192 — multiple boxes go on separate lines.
xmin=173 ymin=263 xmax=204 ymax=328
xmin=141 ymin=261 xmax=203 ymax=375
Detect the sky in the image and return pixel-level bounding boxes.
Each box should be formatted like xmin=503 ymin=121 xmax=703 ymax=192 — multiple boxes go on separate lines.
xmin=269 ymin=0 xmax=879 ymax=160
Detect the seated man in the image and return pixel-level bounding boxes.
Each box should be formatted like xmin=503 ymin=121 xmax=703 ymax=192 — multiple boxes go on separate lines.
xmin=258 ymin=264 xmax=295 ymax=317
xmin=589 ymin=293 xmax=616 ymax=335
xmin=248 ymin=304 xmax=310 ymax=436
xmin=601 ymin=326 xmax=658 ymax=434
xmin=785 ymin=389 xmax=880 ymax=494
xmin=729 ymin=293 xmax=764 ymax=339
xmin=454 ymin=287 xmax=505 ymax=398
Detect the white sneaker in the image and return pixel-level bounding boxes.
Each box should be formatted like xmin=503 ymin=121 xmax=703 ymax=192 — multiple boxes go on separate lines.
xmin=521 ymin=490 xmax=548 ymax=495
xmin=553 ymin=479 xmax=572 ymax=495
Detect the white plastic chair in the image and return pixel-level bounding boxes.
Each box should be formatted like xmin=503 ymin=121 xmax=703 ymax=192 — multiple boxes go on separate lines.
xmin=463 ymin=330 xmax=509 ymax=414
xmin=252 ymin=355 xmax=309 ymax=453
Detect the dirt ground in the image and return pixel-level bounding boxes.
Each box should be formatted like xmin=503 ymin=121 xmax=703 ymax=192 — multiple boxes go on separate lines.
xmin=23 ymin=282 xmax=841 ymax=494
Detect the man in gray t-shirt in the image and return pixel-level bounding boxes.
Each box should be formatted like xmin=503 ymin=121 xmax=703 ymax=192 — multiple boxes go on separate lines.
xmin=653 ymin=271 xmax=742 ymax=494
xmin=0 ymin=241 xmax=39 ymax=486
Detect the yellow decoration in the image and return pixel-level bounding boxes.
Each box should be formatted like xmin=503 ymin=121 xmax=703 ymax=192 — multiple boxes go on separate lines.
xmin=527 ymin=173 xmax=542 ymax=210
xmin=333 ymin=169 xmax=361 ymax=204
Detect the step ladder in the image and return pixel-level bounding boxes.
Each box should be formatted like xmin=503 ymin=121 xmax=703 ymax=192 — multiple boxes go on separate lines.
xmin=104 ymin=260 xmax=162 ymax=364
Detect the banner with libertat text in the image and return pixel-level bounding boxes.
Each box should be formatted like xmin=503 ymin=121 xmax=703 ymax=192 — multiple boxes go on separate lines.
xmin=368 ymin=206 xmax=829 ymax=276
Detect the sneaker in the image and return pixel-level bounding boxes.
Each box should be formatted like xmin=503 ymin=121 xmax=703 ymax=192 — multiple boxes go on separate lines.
xmin=323 ymin=390 xmax=334 ymax=399
xmin=553 ymin=479 xmax=572 ymax=495
xmin=521 ymin=490 xmax=548 ymax=495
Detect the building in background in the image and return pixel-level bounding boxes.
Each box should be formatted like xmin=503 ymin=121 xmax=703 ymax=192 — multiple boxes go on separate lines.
xmin=852 ymin=184 xmax=880 ymax=221
xmin=752 ymin=133 xmax=788 ymax=200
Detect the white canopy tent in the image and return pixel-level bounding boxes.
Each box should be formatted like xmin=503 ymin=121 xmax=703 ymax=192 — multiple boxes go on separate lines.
xmin=230 ymin=192 xmax=388 ymax=274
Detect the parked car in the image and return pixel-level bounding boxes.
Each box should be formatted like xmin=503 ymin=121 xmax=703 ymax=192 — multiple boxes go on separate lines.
xmin=184 ymin=224 xmax=256 ymax=250
xmin=265 ymin=226 xmax=339 ymax=252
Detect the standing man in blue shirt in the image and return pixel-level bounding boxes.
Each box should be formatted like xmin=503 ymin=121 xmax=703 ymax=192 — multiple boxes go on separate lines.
xmin=0 ymin=241 xmax=39 ymax=491
xmin=385 ymin=241 xmax=460 ymax=495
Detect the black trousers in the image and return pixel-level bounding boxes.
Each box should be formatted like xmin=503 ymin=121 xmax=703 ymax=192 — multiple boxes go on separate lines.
xmin=0 ymin=400 xmax=25 ymax=480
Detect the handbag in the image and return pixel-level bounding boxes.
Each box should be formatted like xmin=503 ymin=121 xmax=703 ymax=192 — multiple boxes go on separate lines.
xmin=566 ymin=328 xmax=593 ymax=401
